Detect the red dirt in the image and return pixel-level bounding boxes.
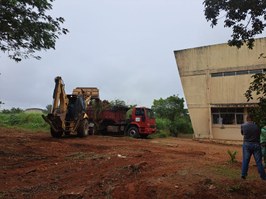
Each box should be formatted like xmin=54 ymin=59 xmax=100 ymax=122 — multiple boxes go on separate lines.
xmin=1 ymin=127 xmax=266 ymax=199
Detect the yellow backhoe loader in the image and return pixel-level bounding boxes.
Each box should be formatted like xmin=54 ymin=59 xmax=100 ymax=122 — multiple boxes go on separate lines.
xmin=42 ymin=76 xmax=99 ymax=138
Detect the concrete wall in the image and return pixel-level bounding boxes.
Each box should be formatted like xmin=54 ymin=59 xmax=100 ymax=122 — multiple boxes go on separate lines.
xmin=209 ymin=75 xmax=253 ymax=104
xmin=174 ymin=37 xmax=266 ymax=141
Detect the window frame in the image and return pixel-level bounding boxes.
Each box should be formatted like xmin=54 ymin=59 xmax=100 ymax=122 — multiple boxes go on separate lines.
xmin=211 ymin=107 xmax=244 ymax=125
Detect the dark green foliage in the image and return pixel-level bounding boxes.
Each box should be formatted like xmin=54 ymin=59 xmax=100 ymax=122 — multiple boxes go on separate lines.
xmin=169 ymin=117 xmax=193 ymax=137
xmin=203 ymin=0 xmax=266 ymax=49
xmin=2 ymin=107 xmax=24 ymax=114
xmin=152 ymin=95 xmax=187 ymax=121
xmin=152 ymin=95 xmax=193 ymax=136
xmin=109 ymin=99 xmax=126 ymax=107
xmin=244 ymin=73 xmax=266 ymax=126
xmin=0 ymin=0 xmax=68 ymax=61
xmin=155 ymin=117 xmax=171 ymax=131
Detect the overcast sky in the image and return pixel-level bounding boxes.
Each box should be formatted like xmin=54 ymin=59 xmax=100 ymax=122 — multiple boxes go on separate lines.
xmin=0 ymin=0 xmax=235 ymax=110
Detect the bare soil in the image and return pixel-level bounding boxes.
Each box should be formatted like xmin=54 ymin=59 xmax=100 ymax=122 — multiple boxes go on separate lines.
xmin=1 ymin=127 xmax=266 ymax=199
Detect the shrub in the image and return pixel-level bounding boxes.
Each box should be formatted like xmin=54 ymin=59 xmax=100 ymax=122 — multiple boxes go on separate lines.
xmin=0 ymin=112 xmax=49 ymax=131
xmin=150 ymin=130 xmax=171 ymax=138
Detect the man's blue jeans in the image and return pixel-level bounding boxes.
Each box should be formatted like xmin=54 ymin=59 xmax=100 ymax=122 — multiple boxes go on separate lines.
xmin=241 ymin=142 xmax=266 ymax=179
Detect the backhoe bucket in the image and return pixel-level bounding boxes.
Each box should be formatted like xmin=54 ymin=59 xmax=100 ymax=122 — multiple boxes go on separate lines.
xmin=42 ymin=114 xmax=63 ymax=133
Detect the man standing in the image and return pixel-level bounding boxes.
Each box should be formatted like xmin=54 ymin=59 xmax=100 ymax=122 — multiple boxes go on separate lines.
xmin=241 ymin=114 xmax=266 ymax=180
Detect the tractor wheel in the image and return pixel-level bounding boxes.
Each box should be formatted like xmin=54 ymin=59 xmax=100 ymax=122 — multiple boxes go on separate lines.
xmin=127 ymin=126 xmax=140 ymax=138
xmin=77 ymin=119 xmax=89 ymax=137
xmin=50 ymin=128 xmax=63 ymax=138
xmin=88 ymin=122 xmax=96 ymax=135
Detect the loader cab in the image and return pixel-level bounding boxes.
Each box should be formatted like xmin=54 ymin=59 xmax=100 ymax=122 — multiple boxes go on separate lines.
xmin=66 ymin=95 xmax=86 ymax=121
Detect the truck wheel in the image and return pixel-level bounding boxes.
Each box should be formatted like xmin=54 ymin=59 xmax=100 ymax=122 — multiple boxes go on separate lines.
xmin=77 ymin=119 xmax=89 ymax=137
xmin=51 ymin=128 xmax=63 ymax=138
xmin=127 ymin=126 xmax=140 ymax=138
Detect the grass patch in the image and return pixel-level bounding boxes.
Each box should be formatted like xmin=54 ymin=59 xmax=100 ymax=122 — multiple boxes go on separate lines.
xmin=212 ymin=164 xmax=241 ymax=179
xmin=212 ymin=164 xmax=257 ymax=180
xmin=0 ymin=112 xmax=49 ymax=132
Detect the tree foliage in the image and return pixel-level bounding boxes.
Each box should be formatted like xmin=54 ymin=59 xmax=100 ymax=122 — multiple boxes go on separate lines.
xmin=1 ymin=107 xmax=24 ymax=114
xmin=203 ymin=0 xmax=266 ymax=48
xmin=0 ymin=0 xmax=68 ymax=61
xmin=109 ymin=99 xmax=126 ymax=107
xmin=244 ymin=73 xmax=266 ymax=126
xmin=152 ymin=95 xmax=192 ymax=136
xmin=152 ymin=95 xmax=186 ymax=121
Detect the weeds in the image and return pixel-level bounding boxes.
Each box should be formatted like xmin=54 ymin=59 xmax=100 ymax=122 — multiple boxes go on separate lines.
xmin=212 ymin=165 xmax=240 ymax=179
xmin=227 ymin=150 xmax=237 ymax=163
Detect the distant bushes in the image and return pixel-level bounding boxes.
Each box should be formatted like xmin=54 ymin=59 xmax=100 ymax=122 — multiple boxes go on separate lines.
xmin=0 ymin=112 xmax=49 ymax=131
xmin=151 ymin=117 xmax=193 ymax=138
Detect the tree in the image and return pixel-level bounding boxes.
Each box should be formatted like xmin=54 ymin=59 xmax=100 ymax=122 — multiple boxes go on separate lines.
xmin=245 ymin=73 xmax=266 ymax=126
xmin=152 ymin=95 xmax=192 ymax=136
xmin=109 ymin=99 xmax=126 ymax=107
xmin=203 ymin=0 xmax=266 ymax=49
xmin=0 ymin=0 xmax=68 ymax=61
xmin=152 ymin=95 xmax=186 ymax=121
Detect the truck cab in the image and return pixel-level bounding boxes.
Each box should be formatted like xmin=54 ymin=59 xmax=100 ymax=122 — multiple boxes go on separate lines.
xmin=126 ymin=107 xmax=156 ymax=138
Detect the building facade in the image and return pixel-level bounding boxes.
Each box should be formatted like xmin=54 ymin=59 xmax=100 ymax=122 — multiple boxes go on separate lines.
xmin=174 ymin=37 xmax=266 ymax=141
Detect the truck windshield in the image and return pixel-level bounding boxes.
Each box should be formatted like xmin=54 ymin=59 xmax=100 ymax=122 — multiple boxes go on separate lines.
xmin=146 ymin=109 xmax=155 ymax=119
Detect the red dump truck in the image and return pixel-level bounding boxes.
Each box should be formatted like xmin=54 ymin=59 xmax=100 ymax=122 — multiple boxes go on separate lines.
xmin=87 ymin=101 xmax=156 ymax=138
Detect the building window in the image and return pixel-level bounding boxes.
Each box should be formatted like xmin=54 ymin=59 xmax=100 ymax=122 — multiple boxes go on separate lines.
xmin=224 ymin=71 xmax=236 ymax=76
xmin=236 ymin=70 xmax=248 ymax=75
xmin=211 ymin=73 xmax=223 ymax=77
xmin=211 ymin=108 xmax=244 ymax=125
xmin=211 ymin=69 xmax=265 ymax=77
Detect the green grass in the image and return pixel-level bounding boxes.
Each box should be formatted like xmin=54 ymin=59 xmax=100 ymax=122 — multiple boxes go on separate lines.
xmin=0 ymin=112 xmax=49 ymax=132
xmin=211 ymin=164 xmax=256 ymax=180
xmin=212 ymin=164 xmax=240 ymax=179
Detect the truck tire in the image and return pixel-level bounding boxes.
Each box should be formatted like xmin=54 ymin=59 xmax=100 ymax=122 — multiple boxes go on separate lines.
xmin=127 ymin=126 xmax=140 ymax=138
xmin=77 ymin=119 xmax=89 ymax=137
xmin=51 ymin=128 xmax=63 ymax=138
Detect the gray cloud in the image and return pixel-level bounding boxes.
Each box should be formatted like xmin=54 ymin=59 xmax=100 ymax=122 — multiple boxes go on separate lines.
xmin=0 ymin=0 xmax=233 ymax=110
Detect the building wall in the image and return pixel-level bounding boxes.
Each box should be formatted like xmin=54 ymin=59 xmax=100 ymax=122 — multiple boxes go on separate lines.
xmin=174 ymin=37 xmax=266 ymax=141
xmin=24 ymin=108 xmax=44 ymax=113
xmin=209 ymin=75 xmax=252 ymax=104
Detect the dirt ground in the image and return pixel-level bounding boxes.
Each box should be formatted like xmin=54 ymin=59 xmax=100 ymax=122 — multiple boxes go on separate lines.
xmin=1 ymin=127 xmax=266 ymax=199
